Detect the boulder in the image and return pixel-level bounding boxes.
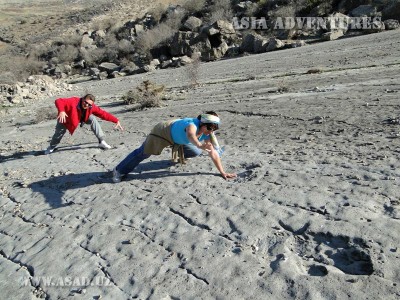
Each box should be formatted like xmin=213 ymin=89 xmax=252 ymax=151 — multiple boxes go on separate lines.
xmin=91 ymin=30 xmax=106 ymax=41
xmin=192 ymin=38 xmax=213 ymax=60
xmin=110 ymin=71 xmax=124 ymax=78
xmin=159 ymin=55 xmax=169 ymax=62
xmin=240 ymin=32 xmax=260 ymax=53
xmin=10 ymin=95 xmax=23 ymax=104
xmin=202 ymin=41 xmax=229 ymax=61
xmin=265 ymin=38 xmax=284 ymax=52
xmin=179 ymin=55 xmax=192 ymax=65
xmin=204 ymin=20 xmax=236 ymax=36
xmin=63 ymin=65 xmax=72 ymax=75
xmin=384 ymin=19 xmax=400 ymax=30
xmin=225 ymin=45 xmax=241 ymax=57
xmin=143 ymin=64 xmax=156 ymax=72
xmin=98 ymin=62 xmax=120 ymax=74
xmin=290 ymin=40 xmax=306 ymax=48
xmin=183 ymin=16 xmax=202 ymax=32
xmin=73 ymin=60 xmax=86 ymax=69
xmin=81 ymin=34 xmax=96 ymax=50
xmin=350 ymin=5 xmax=378 ymax=17
xmin=368 ymin=19 xmax=385 ymax=32
xmin=121 ymin=63 xmax=144 ymax=75
xmin=89 ymin=68 xmax=100 ymax=76
xmin=160 ymin=60 xmax=173 ymax=69
xmin=322 ymin=30 xmax=345 ymax=41
xmin=97 ymin=72 xmax=108 ymax=80
xmin=134 ymin=24 xmax=144 ymax=36
xmin=169 ymin=31 xmax=198 ymax=56
xmin=254 ymin=38 xmax=269 ymax=53
xmin=149 ymin=59 xmax=160 ymax=68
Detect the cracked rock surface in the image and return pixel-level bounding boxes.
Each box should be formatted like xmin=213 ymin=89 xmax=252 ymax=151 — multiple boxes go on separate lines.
xmin=1 ymin=30 xmax=400 ymax=299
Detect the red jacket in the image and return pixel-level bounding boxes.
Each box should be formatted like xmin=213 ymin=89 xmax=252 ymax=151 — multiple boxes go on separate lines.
xmin=55 ymin=97 xmax=119 ymax=134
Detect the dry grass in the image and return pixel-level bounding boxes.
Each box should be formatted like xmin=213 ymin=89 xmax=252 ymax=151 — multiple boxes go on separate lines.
xmin=186 ymin=52 xmax=201 ymax=88
xmin=34 ymin=107 xmax=55 ymax=124
xmin=135 ymin=22 xmax=178 ymax=58
xmin=122 ymin=80 xmax=165 ymax=110
xmin=207 ymin=0 xmax=234 ymax=24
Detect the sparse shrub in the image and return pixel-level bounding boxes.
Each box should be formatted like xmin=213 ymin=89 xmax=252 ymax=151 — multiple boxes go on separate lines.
xmin=122 ymin=80 xmax=165 ymax=110
xmin=187 ymin=52 xmax=201 ymax=88
xmin=118 ymin=39 xmax=134 ymax=55
xmin=135 ymin=2 xmax=188 ymax=58
xmin=270 ymin=4 xmax=296 ymax=19
xmin=57 ymin=45 xmax=80 ymax=63
xmin=135 ymin=23 xmax=177 ymax=58
xmin=34 ymin=107 xmax=55 ymax=124
xmin=57 ymin=33 xmax=83 ymax=47
xmin=0 ymin=72 xmax=18 ymax=85
xmin=81 ymin=48 xmax=107 ymax=66
xmin=102 ymin=34 xmax=120 ymax=61
xmin=180 ymin=0 xmax=207 ymax=14
xmin=150 ymin=3 xmax=171 ymax=23
xmin=0 ymin=49 xmax=44 ymax=84
xmin=90 ymin=16 xmax=119 ymax=32
xmin=207 ymin=0 xmax=234 ymax=24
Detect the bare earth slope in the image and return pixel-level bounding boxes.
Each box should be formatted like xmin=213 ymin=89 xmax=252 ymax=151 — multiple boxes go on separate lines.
xmin=1 ymin=30 xmax=400 ymax=299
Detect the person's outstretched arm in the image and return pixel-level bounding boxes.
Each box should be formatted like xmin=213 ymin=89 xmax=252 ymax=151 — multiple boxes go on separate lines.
xmin=92 ymin=106 xmax=123 ymax=131
xmin=207 ymin=141 xmax=237 ymax=179
xmin=186 ymin=125 xmax=236 ymax=179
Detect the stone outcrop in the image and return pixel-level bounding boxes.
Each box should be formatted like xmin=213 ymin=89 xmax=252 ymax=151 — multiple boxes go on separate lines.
xmin=0 ymin=75 xmax=74 ymax=106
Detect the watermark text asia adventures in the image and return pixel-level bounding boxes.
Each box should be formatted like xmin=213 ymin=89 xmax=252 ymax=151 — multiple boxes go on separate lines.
xmin=233 ymin=16 xmax=383 ymax=30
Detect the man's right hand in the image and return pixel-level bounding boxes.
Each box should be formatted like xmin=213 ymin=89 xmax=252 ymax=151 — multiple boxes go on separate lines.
xmin=57 ymin=111 xmax=68 ymax=123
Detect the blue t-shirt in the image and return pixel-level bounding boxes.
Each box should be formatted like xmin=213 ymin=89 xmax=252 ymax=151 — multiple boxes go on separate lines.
xmin=171 ymin=118 xmax=209 ymax=145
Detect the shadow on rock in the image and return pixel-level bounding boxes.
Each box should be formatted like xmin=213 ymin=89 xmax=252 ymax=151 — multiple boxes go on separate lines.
xmin=29 ymin=161 xmax=213 ymax=208
xmin=29 ymin=171 xmax=107 ymax=209
xmin=0 ymin=150 xmax=42 ymax=162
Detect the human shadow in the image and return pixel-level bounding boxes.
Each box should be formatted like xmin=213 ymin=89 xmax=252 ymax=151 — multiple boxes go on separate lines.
xmin=49 ymin=143 xmax=99 ymax=153
xmin=29 ymin=160 xmax=213 ymax=209
xmin=0 ymin=143 xmax=103 ymax=163
xmin=0 ymin=150 xmax=43 ymax=163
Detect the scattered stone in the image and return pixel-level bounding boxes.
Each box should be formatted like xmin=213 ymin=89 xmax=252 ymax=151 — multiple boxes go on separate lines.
xmin=98 ymin=62 xmax=120 ymax=74
xmin=266 ymin=37 xmax=284 ymax=52
xmin=350 ymin=5 xmax=378 ymax=17
xmin=384 ymin=19 xmax=400 ymax=30
xmin=183 ymin=16 xmax=202 ymax=32
xmin=322 ymin=30 xmax=344 ymax=41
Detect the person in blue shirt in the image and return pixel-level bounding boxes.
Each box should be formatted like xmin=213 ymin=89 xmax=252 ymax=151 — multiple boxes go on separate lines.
xmin=112 ymin=111 xmax=236 ymax=182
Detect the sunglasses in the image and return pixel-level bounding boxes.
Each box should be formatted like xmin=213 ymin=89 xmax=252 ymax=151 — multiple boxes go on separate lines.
xmin=206 ymin=124 xmax=218 ymax=131
xmin=83 ymin=100 xmax=92 ymax=108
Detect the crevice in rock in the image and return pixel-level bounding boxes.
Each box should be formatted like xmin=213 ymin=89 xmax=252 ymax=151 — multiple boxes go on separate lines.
xmin=99 ymin=264 xmax=128 ymax=295
xmin=169 ymin=208 xmax=211 ymax=231
xmin=79 ymin=244 xmax=107 ymax=261
xmin=0 ymin=229 xmax=12 ymax=237
xmin=279 ymin=220 xmax=310 ymax=235
xmin=221 ymin=109 xmax=306 ymax=121
xmin=227 ymin=218 xmax=242 ymax=235
xmin=178 ymin=265 xmax=209 ymax=285
xmin=189 ymin=193 xmax=202 ymax=205
xmin=0 ymin=249 xmax=35 ymax=277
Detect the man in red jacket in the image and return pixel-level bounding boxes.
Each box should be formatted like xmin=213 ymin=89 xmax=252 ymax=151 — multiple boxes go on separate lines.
xmin=44 ymin=94 xmax=123 ymax=154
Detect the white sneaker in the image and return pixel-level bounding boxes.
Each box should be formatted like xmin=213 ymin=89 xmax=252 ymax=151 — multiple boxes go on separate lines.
xmin=99 ymin=140 xmax=112 ymax=150
xmin=44 ymin=146 xmax=57 ymax=155
xmin=112 ymin=167 xmax=122 ymax=183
